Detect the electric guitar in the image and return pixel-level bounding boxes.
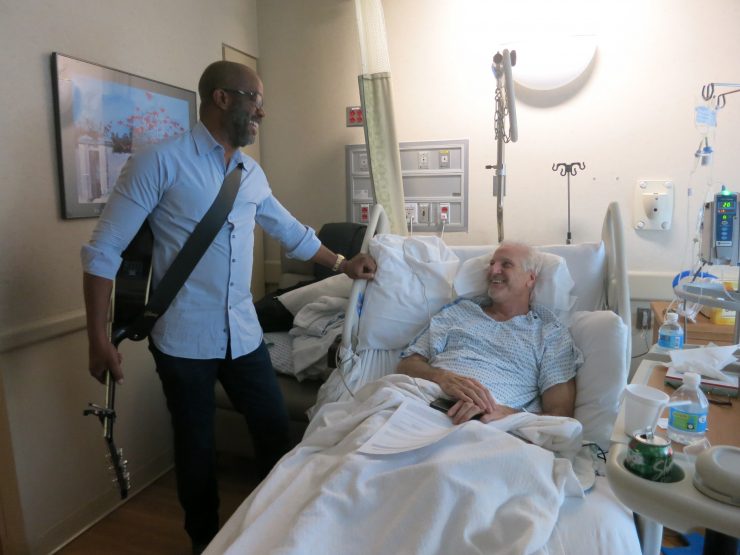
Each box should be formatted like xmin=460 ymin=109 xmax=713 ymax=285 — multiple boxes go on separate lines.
xmin=84 ymin=221 xmax=153 ymax=500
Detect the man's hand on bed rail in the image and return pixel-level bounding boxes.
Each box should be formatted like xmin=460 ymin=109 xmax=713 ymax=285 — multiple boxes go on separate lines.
xmin=342 ymin=253 xmax=376 ymax=280
xmin=311 ymin=246 xmax=376 ymax=280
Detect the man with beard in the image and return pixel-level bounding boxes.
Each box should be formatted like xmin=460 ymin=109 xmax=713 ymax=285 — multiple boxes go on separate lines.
xmin=81 ymin=61 xmax=375 ymax=552
xmin=397 ymin=241 xmax=580 ymax=425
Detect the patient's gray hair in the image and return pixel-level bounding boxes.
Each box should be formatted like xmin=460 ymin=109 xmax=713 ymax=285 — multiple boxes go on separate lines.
xmin=498 ymin=240 xmax=541 ymax=275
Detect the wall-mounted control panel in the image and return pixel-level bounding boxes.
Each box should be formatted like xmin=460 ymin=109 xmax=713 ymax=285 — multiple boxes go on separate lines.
xmin=346 ymin=139 xmax=469 ymax=232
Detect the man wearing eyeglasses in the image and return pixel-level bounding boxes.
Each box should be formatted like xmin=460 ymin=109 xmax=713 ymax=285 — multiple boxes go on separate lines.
xmin=81 ymin=61 xmax=376 ymax=553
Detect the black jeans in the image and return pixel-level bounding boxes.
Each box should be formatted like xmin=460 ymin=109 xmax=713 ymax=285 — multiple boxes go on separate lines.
xmin=149 ymin=340 xmax=291 ymax=545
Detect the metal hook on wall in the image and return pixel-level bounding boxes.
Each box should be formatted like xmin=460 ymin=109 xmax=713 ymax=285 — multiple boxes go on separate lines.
xmin=552 ymin=162 xmax=586 ymax=244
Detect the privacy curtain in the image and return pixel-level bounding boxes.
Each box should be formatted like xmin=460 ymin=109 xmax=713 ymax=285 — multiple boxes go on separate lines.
xmin=354 ymin=0 xmax=407 ymax=235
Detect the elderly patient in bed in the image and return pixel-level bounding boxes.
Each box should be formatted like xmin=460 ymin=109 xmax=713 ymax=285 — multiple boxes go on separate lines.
xmin=397 ymin=240 xmax=582 ymax=425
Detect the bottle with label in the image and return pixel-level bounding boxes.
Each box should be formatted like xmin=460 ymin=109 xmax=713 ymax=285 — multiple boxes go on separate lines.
xmin=667 ymin=372 xmax=709 ymax=445
xmin=657 ymin=312 xmax=684 ymax=351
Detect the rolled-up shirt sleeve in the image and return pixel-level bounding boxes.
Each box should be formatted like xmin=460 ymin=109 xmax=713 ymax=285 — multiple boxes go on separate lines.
xmin=80 ymin=151 xmax=160 ymax=279
xmin=256 ymin=194 xmax=320 ymax=261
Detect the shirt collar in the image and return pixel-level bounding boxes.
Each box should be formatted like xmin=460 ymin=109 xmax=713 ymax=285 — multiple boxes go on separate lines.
xmin=192 ymin=121 xmax=221 ymax=156
xmin=192 ymin=121 xmax=246 ymax=167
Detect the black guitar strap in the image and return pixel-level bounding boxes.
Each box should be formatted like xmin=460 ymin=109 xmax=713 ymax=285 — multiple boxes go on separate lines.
xmin=123 ymin=163 xmax=244 ymax=342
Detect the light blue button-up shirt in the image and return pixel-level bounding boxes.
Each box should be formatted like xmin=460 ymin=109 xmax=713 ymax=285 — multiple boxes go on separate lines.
xmin=81 ymin=122 xmax=320 ymax=359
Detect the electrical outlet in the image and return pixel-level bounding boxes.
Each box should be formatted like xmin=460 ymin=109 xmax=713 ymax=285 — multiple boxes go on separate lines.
xmin=636 ymin=307 xmax=652 ymax=330
xmin=418 ymin=151 xmax=429 ymax=169
xmin=418 ymin=203 xmax=430 ymax=224
xmin=358 ymin=152 xmax=368 ymax=171
xmin=439 ymin=202 xmax=450 ymax=223
xmin=359 ymin=203 xmax=370 ymax=223
xmin=439 ymin=150 xmax=450 ymax=169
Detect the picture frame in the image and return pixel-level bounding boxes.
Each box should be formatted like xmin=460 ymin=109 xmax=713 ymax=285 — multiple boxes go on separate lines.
xmin=51 ymin=52 xmax=197 ymax=219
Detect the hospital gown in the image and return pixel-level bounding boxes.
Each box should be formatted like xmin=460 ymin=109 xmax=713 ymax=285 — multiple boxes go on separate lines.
xmin=401 ymin=298 xmax=581 ymax=412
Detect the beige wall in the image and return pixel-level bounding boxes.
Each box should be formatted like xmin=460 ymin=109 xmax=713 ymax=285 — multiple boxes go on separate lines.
xmin=0 ymin=0 xmax=258 ymax=552
xmin=256 ymin=0 xmax=740 ymax=296
xmin=256 ymin=0 xmax=368 ymax=277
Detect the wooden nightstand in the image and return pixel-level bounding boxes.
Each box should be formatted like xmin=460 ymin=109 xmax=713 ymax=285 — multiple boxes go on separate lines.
xmin=650 ymin=301 xmax=735 ymax=346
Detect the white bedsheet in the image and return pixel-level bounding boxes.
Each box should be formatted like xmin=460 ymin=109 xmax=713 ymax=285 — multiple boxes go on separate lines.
xmin=206 ymin=375 xmax=615 ymax=555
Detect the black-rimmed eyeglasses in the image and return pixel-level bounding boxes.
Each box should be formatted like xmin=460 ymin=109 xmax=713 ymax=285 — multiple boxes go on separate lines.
xmin=220 ymin=88 xmax=264 ymax=109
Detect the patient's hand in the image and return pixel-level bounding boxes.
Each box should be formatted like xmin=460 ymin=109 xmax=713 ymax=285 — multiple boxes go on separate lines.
xmin=478 ymin=404 xmax=520 ymax=423
xmin=437 ymin=373 xmax=495 ymax=417
xmin=447 ymin=398 xmax=519 ymax=425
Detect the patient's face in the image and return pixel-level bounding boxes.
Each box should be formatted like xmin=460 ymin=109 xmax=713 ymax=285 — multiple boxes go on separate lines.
xmin=486 ymin=244 xmax=536 ymax=305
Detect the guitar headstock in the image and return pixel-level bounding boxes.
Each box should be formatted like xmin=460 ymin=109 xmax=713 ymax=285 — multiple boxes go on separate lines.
xmin=85 ymin=375 xmax=131 ymax=500
xmin=106 ymin=441 xmax=130 ymax=499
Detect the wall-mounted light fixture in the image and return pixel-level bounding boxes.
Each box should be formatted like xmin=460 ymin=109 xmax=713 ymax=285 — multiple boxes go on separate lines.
xmin=502 ymin=34 xmax=597 ymax=90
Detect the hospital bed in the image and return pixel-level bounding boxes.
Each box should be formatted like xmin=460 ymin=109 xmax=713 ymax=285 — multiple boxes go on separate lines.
xmin=206 ymin=202 xmax=643 ymax=555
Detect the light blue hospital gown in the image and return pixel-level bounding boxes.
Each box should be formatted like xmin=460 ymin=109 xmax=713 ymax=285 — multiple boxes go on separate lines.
xmin=401 ymin=298 xmax=582 ymax=413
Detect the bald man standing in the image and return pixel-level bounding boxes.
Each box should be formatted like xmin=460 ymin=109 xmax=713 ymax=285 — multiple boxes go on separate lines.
xmin=81 ymin=61 xmax=375 ymax=551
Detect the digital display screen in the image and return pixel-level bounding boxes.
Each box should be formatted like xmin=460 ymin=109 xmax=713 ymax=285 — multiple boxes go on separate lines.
xmin=717 ymin=197 xmax=736 ymax=214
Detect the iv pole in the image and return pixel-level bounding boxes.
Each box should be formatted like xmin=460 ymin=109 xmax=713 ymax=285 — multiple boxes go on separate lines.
xmin=674 ymin=81 xmax=740 ymax=345
xmin=486 ymin=49 xmax=518 ymax=242
xmin=552 ymin=162 xmax=586 ymax=244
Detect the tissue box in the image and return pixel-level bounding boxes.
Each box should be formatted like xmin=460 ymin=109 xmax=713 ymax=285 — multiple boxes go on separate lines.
xmin=665 ymin=367 xmax=739 ymax=397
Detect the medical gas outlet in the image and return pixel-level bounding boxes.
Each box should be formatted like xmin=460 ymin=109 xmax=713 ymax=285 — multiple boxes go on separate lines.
xmin=633 ymin=180 xmax=674 ymax=231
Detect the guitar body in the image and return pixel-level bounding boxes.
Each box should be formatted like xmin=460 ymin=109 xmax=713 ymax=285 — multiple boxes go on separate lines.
xmin=112 ymin=220 xmax=154 ymax=341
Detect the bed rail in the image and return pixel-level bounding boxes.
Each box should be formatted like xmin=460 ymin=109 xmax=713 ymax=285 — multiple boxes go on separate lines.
xmin=601 ymin=202 xmax=632 ymax=366
xmin=338 ymin=204 xmax=391 ymax=379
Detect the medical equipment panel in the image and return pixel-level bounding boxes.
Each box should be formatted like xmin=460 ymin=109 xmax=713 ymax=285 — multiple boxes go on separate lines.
xmin=701 ymin=189 xmax=740 ymax=266
xmin=346 ymin=139 xmax=469 ymax=232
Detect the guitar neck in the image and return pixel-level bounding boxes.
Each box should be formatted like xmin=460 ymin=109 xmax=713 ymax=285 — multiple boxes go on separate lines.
xmin=104 ymin=372 xmax=116 ymax=439
xmin=84 ymin=221 xmax=152 ymax=501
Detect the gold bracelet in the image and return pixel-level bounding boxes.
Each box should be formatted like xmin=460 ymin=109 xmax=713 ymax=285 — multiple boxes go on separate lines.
xmin=332 ymin=253 xmax=346 ymax=272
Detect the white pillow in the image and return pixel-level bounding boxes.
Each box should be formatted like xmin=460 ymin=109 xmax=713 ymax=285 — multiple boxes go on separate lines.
xmin=569 ymin=310 xmax=629 ymax=451
xmin=357 ymin=235 xmax=460 ymax=350
xmin=452 ymin=250 xmax=576 ymax=319
xmin=540 ymin=242 xmax=605 ymax=312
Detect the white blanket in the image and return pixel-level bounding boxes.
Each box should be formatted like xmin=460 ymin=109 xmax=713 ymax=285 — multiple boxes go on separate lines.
xmin=289 ymin=296 xmax=346 ymax=376
xmin=207 ymin=375 xmax=588 ymax=555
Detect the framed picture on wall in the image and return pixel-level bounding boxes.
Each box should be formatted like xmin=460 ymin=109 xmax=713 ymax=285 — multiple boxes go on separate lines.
xmin=51 ymin=52 xmax=197 ymax=219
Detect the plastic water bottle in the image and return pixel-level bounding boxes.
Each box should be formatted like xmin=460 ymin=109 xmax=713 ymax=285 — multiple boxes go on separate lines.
xmin=667 ymin=372 xmax=709 ymax=445
xmin=657 ymin=312 xmax=684 ymax=351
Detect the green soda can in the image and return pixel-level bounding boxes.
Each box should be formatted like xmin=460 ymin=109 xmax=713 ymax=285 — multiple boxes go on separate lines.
xmin=624 ymin=429 xmax=674 ymax=482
